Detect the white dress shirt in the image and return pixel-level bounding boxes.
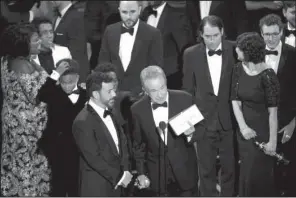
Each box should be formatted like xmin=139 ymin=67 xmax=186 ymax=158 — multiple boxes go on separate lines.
xmin=206 ymin=43 xmax=222 ymax=96
xmin=147 ymin=2 xmax=167 ymax=28
xmin=33 ymin=44 xmax=72 ymax=68
xmin=151 ymin=94 xmax=169 ymax=145
xmin=54 ymin=3 xmax=72 ymax=30
xmin=285 ymin=23 xmax=295 ymax=47
xmin=119 ymin=19 xmax=140 ymax=71
xmin=265 ymin=41 xmax=282 ymax=74
xmin=199 ymin=1 xmax=212 ymax=19
xmin=88 ymin=99 xmax=119 ymax=153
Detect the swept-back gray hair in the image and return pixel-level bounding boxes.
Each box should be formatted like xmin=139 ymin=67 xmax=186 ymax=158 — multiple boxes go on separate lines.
xmin=140 ymin=65 xmax=166 ymax=87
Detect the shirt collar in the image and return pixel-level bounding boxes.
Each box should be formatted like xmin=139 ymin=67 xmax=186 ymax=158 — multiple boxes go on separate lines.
xmin=287 ymin=22 xmax=295 ymax=31
xmin=153 ymin=2 xmax=167 ymax=13
xmin=206 ymin=43 xmax=222 ymax=53
xmin=60 ymin=3 xmax=72 ymax=17
xmin=266 ymin=40 xmax=282 ymax=52
xmin=88 ymin=99 xmax=107 ymax=119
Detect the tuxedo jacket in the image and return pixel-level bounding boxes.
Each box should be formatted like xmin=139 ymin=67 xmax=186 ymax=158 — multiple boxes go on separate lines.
xmin=72 ymin=104 xmax=130 ymax=197
xmin=130 ymin=90 xmax=198 ymax=192
xmin=141 ymin=3 xmax=194 ymax=76
xmin=37 ymin=78 xmax=87 ymax=159
xmin=276 ymin=43 xmax=296 ymax=128
xmin=98 ymin=20 xmax=163 ymax=95
xmin=186 ymin=0 xmax=248 ymax=42
xmin=33 ymin=44 xmax=72 ymax=74
xmin=53 ymin=4 xmax=89 ymax=82
xmin=182 ymin=40 xmax=236 ymax=140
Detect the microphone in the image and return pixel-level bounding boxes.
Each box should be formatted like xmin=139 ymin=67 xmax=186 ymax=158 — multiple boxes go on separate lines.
xmin=158 ymin=121 xmax=168 ymax=196
xmin=253 ymin=139 xmax=290 ymax=165
xmin=158 ymin=121 xmax=167 ymax=144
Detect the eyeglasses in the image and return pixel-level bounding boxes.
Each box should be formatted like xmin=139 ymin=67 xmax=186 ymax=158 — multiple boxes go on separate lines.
xmin=262 ymin=32 xmax=281 ymax=37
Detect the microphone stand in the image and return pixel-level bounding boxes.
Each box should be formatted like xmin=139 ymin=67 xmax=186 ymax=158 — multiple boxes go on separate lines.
xmin=158 ymin=123 xmax=168 ymax=196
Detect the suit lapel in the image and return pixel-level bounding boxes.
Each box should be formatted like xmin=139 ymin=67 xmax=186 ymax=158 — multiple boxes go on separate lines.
xmin=55 ymin=4 xmax=73 ymax=32
xmin=87 ymin=105 xmax=119 ymax=157
xmin=209 ymin=1 xmax=220 ymax=15
xmin=167 ymin=91 xmax=177 ymax=148
xmin=217 ymin=40 xmax=230 ymax=96
xmin=277 ymin=44 xmax=288 ymax=76
xmin=198 ymin=45 xmax=215 ymax=94
xmin=125 ymin=21 xmax=144 ymax=74
xmin=156 ymin=4 xmax=168 ymax=32
xmin=114 ymin=23 xmax=125 ymax=75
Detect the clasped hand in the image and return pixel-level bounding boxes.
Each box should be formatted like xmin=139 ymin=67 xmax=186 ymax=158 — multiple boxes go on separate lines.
xmin=115 ymin=171 xmax=133 ymax=189
xmin=135 ymin=174 xmax=150 ymax=189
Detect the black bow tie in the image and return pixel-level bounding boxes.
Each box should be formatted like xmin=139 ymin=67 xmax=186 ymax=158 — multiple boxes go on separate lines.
xmin=146 ymin=6 xmax=158 ymax=17
xmin=152 ymin=101 xmax=168 ymax=110
xmin=121 ymin=26 xmax=134 ymax=35
xmin=265 ymin=49 xmax=278 ymax=56
xmin=103 ymin=109 xmax=113 ymax=118
xmin=285 ymin=29 xmax=296 ymax=37
xmin=208 ymin=49 xmax=222 ymax=56
xmin=68 ymin=88 xmax=80 ymax=95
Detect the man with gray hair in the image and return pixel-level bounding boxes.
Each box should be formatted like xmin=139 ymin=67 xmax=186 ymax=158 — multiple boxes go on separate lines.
xmin=130 ymin=65 xmax=199 ymax=196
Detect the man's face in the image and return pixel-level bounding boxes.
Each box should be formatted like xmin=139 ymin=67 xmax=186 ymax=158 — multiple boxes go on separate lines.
xmin=119 ymin=1 xmax=141 ymax=28
xmin=30 ymin=32 xmax=41 ymax=55
xmin=96 ymin=81 xmax=118 ymax=109
xmin=39 ymin=23 xmax=54 ymax=50
xmin=261 ymin=24 xmax=283 ymax=49
xmin=143 ymin=76 xmax=168 ymax=104
xmin=60 ymin=74 xmax=79 ymax=94
xmin=283 ymin=6 xmax=296 ymax=27
xmin=201 ymin=24 xmax=223 ymax=50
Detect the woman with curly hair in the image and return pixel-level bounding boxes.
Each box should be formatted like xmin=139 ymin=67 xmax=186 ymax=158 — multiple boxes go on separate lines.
xmin=0 ymin=23 xmax=67 ymax=196
xmin=230 ymin=32 xmax=280 ymax=196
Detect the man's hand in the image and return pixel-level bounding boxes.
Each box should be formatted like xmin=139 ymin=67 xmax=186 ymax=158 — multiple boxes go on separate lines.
xmin=241 ymin=127 xmax=257 ymax=140
xmin=263 ymin=1 xmax=283 ymax=10
xmin=56 ymin=61 xmax=70 ymax=76
xmin=279 ymin=118 xmax=296 ymax=144
xmin=263 ymin=141 xmax=277 ymax=156
xmin=184 ymin=122 xmax=195 ymax=136
xmin=135 ymin=174 xmax=150 ymax=189
xmin=115 ymin=171 xmax=133 ymax=189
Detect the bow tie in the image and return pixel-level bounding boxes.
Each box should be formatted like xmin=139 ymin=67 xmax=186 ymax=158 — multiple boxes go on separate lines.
xmin=152 ymin=101 xmax=168 ymax=110
xmin=146 ymin=6 xmax=158 ymax=17
xmin=208 ymin=49 xmax=222 ymax=56
xmin=121 ymin=26 xmax=134 ymax=35
xmin=285 ymin=29 xmax=296 ymax=37
xmin=265 ymin=49 xmax=278 ymax=56
xmin=68 ymin=89 xmax=80 ymax=95
xmin=103 ymin=109 xmax=113 ymax=118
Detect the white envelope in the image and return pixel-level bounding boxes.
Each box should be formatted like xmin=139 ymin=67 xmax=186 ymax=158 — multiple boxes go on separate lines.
xmin=169 ymin=104 xmax=204 ymax=136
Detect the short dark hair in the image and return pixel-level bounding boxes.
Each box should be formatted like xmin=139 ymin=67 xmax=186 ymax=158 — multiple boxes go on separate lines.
xmin=86 ymin=63 xmax=118 ymax=98
xmin=283 ymin=1 xmax=295 ymax=10
xmin=56 ymin=58 xmax=80 ymax=76
xmin=32 ymin=17 xmax=53 ymax=33
xmin=0 ymin=23 xmax=38 ymax=58
xmin=199 ymin=15 xmax=224 ymax=34
xmin=259 ymin=14 xmax=284 ymax=31
xmin=236 ymin=32 xmax=266 ymax=64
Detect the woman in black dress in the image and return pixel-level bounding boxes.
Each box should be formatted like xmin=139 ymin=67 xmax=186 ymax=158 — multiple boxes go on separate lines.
xmin=231 ymin=32 xmax=280 ymax=196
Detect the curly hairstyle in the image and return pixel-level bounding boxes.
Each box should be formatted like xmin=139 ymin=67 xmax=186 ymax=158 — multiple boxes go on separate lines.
xmin=0 ymin=22 xmax=38 ymax=58
xmin=259 ymin=14 xmax=284 ymax=31
xmin=236 ymin=32 xmax=266 ymax=64
xmin=86 ymin=62 xmax=118 ymax=98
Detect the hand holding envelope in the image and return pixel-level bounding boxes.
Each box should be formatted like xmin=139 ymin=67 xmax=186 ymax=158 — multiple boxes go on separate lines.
xmin=169 ymin=104 xmax=204 ymax=136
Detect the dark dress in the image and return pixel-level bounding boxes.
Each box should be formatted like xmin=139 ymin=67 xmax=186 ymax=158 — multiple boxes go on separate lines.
xmin=231 ymin=62 xmax=280 ymax=196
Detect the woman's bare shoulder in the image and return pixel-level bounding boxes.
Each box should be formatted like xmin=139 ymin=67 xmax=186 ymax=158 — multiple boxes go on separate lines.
xmin=10 ymin=57 xmax=34 ymax=74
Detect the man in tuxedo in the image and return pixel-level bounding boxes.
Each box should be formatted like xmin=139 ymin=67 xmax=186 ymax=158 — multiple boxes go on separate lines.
xmin=32 ymin=17 xmax=72 ymax=74
xmin=51 ymin=1 xmax=89 ymax=82
xmin=99 ymin=1 xmax=163 ymax=95
xmin=186 ymin=0 xmax=248 ymax=42
xmin=282 ymin=1 xmax=295 ymax=47
xmin=140 ymin=1 xmax=194 ymax=89
xmin=72 ymin=63 xmax=133 ymax=196
xmin=131 ymin=66 xmax=199 ymax=196
xmin=259 ymin=13 xmax=296 ymax=196
xmin=182 ymin=15 xmax=236 ymax=196
xmin=37 ymin=59 xmax=87 ymax=196
xmin=84 ymin=1 xmax=121 ymax=70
